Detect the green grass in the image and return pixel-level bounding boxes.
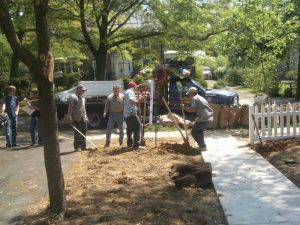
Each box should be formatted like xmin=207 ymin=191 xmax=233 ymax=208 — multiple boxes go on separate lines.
xmin=145 ymin=124 xmax=179 ymax=132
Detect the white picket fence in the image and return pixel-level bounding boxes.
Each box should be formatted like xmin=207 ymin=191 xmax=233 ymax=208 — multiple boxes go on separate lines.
xmin=249 ymin=102 xmax=300 ymax=144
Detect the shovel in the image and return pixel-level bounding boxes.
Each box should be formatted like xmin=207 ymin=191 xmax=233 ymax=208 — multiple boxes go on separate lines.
xmin=251 ymin=114 xmax=262 ymax=144
xmin=162 ymin=97 xmax=189 ymax=145
xmin=71 ymin=124 xmax=101 ymax=151
xmin=138 ymin=100 xmax=146 ymax=146
xmin=178 ymin=85 xmax=189 ymax=141
xmin=141 ymin=97 xmax=147 ymax=146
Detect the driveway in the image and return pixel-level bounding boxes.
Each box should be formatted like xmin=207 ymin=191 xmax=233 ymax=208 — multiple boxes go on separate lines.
xmin=0 ymin=116 xmax=83 ymax=225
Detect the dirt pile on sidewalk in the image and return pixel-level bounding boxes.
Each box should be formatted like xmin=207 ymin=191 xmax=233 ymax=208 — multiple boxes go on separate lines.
xmin=22 ymin=138 xmax=227 ymax=225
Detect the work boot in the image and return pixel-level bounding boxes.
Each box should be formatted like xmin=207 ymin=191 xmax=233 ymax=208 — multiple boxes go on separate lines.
xmin=133 ymin=146 xmax=145 ymax=150
xmin=104 ymin=142 xmax=110 ymax=148
xmin=196 ymin=146 xmax=207 ymax=152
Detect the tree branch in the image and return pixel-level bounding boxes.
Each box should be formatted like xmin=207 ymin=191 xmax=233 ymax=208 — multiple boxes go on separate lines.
xmin=92 ymin=0 xmax=101 ymax=33
xmin=109 ymin=9 xmax=136 ymax=37
xmin=69 ymin=36 xmax=87 ymax=45
xmin=108 ymin=0 xmax=144 ymax=25
xmin=78 ymin=0 xmax=97 ymax=56
xmin=0 ymin=0 xmax=36 ymax=69
xmin=170 ymin=28 xmax=228 ymax=41
xmin=109 ymin=31 xmax=163 ymax=48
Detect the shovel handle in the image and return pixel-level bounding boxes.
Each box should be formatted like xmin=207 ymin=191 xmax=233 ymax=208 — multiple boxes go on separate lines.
xmin=71 ymin=124 xmax=101 ymax=151
xmin=162 ymin=97 xmax=186 ymax=142
xmin=179 ymin=89 xmax=188 ymax=140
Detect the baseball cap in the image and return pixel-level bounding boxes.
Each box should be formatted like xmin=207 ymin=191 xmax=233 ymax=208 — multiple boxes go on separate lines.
xmin=77 ymin=84 xmax=87 ymax=91
xmin=128 ymin=81 xmax=137 ymax=88
xmin=186 ymin=87 xmax=198 ymax=95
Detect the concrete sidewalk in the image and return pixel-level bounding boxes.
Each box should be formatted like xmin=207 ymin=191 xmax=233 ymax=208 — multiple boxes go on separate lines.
xmin=202 ymin=134 xmax=300 ymax=225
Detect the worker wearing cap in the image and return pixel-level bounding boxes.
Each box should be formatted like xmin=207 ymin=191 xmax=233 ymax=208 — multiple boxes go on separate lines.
xmin=67 ymin=84 xmax=88 ymax=151
xmin=123 ymin=81 xmax=143 ymax=149
xmin=183 ymin=87 xmax=213 ymax=151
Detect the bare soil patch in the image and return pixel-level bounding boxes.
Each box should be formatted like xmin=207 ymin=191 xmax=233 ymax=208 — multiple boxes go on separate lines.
xmin=251 ymin=138 xmax=300 ymax=188
xmin=21 ymin=138 xmax=227 ymax=225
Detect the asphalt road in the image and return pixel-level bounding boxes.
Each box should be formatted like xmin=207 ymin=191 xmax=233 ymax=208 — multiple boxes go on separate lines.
xmin=0 ymin=116 xmax=83 ymax=225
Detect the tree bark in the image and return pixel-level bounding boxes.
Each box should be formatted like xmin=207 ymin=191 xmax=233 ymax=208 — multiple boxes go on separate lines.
xmin=10 ymin=53 xmax=20 ymax=79
xmin=10 ymin=30 xmax=25 ymax=79
xmin=296 ymin=43 xmax=300 ymax=100
xmin=37 ymin=77 xmax=66 ymax=215
xmin=95 ymin=47 xmax=108 ymax=80
xmin=33 ymin=0 xmax=66 ymax=216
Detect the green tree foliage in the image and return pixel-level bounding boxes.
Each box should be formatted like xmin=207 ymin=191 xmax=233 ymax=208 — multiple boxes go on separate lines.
xmin=45 ymin=0 xmax=230 ymax=80
xmin=223 ymin=0 xmax=299 ymax=96
xmin=150 ymin=0 xmax=229 ymax=52
xmin=48 ymin=0 xmax=163 ymax=80
xmin=0 ymin=34 xmax=11 ymax=95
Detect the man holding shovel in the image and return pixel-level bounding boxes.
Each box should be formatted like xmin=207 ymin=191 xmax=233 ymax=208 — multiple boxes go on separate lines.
xmin=124 ymin=81 xmax=145 ymax=150
xmin=67 ymin=84 xmax=88 ymax=151
xmin=182 ymin=87 xmax=213 ymax=151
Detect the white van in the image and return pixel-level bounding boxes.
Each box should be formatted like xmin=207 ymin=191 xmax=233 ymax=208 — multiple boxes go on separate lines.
xmin=55 ymin=80 xmax=124 ymax=103
xmin=55 ymin=80 xmax=124 ymax=128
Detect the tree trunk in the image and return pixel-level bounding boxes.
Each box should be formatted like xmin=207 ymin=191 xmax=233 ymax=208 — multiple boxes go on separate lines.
xmin=33 ymin=0 xmax=66 ymax=216
xmin=9 ymin=31 xmax=24 ymax=80
xmin=95 ymin=47 xmax=108 ymax=80
xmin=10 ymin=53 xmax=20 ymax=79
xmin=37 ymin=77 xmax=66 ymax=216
xmin=296 ymin=43 xmax=300 ymax=100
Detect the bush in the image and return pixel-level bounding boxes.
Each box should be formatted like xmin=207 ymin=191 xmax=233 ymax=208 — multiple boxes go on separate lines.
xmin=0 ymin=74 xmax=9 ymax=98
xmin=278 ymin=81 xmax=296 ymax=98
xmin=225 ymin=68 xmax=244 ymax=86
xmin=194 ymin=65 xmax=207 ymax=88
xmin=212 ymin=79 xmax=228 ymax=89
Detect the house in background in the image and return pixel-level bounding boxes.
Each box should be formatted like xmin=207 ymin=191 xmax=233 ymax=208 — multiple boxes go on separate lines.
xmin=164 ymin=50 xmax=178 ymax=63
xmin=54 ymin=57 xmax=80 ymax=78
xmin=92 ymin=51 xmax=133 ymax=80
xmin=109 ymin=51 xmax=133 ymax=79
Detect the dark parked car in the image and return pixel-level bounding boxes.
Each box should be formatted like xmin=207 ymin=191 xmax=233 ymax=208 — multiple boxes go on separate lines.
xmin=168 ymin=76 xmax=239 ymax=113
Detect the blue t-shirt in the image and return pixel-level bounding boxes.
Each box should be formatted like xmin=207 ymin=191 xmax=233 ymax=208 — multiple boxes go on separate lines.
xmin=123 ymin=89 xmax=136 ymax=118
xmin=3 ymin=95 xmax=18 ymax=118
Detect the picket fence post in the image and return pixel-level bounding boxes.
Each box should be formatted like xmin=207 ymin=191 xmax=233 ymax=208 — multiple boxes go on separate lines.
xmin=249 ymin=101 xmax=300 ymax=144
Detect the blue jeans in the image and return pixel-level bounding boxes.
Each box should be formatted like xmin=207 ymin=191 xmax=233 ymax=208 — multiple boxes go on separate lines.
xmin=106 ymin=112 xmax=124 ymax=144
xmin=191 ymin=121 xmax=209 ymax=148
xmin=5 ymin=116 xmax=17 ymax=147
xmin=30 ymin=115 xmax=43 ymax=145
xmin=73 ymin=119 xmax=87 ymax=150
xmin=124 ymin=114 xmax=141 ymax=148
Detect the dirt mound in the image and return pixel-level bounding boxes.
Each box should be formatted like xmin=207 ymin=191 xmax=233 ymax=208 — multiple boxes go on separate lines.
xmin=159 ymin=142 xmax=199 ymax=156
xmin=22 ymin=138 xmax=226 ymax=225
xmin=250 ymin=138 xmax=300 ymax=189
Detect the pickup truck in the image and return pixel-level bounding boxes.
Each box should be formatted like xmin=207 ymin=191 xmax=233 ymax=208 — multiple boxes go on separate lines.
xmin=161 ymin=76 xmax=239 ymax=116
xmin=159 ymin=58 xmax=239 ymax=113
xmin=55 ymin=80 xmax=123 ymax=128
